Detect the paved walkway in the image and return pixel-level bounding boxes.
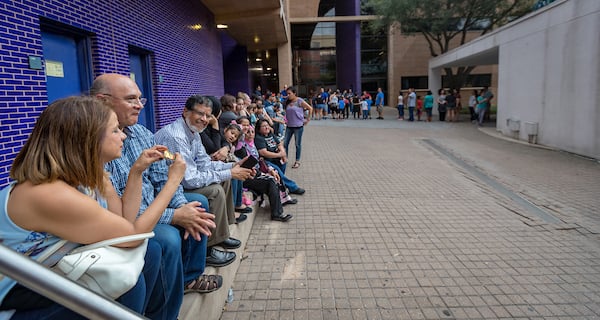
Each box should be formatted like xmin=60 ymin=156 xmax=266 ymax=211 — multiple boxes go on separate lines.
xmin=221 ymin=107 xmax=600 ymax=320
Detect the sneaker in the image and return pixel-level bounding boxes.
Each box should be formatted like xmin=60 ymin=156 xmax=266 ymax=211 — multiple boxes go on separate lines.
xmin=289 ymin=188 xmax=305 ymax=195
xmin=272 ymin=214 xmax=293 ymax=222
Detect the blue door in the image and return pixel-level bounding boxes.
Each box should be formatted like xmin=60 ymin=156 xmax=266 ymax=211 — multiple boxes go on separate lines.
xmin=41 ymin=32 xmax=83 ymax=104
xmin=129 ymin=53 xmax=155 ymax=132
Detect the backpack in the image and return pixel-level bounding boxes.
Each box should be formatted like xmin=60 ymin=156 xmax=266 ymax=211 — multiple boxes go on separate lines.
xmin=315 ymin=94 xmax=324 ymax=104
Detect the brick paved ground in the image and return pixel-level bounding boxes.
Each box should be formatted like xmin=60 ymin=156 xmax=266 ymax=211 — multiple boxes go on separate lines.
xmin=221 ymin=108 xmax=600 ymax=320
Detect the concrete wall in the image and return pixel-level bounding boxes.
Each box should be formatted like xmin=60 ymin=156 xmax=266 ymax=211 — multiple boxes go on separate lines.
xmin=430 ymin=0 xmax=600 ymax=159
xmin=497 ymin=0 xmax=600 ymax=159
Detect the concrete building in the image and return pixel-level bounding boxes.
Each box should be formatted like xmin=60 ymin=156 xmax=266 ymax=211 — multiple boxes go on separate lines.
xmin=429 ymin=0 xmax=600 ymax=159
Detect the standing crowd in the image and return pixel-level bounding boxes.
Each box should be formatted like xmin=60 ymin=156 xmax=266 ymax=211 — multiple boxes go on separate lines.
xmin=0 ymin=75 xmax=312 ymax=319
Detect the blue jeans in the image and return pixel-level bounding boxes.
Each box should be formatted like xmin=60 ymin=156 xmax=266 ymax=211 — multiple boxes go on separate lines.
xmin=284 ymin=126 xmax=304 ymax=162
xmin=147 ymin=224 xmax=183 ymax=320
xmin=408 ymin=107 xmax=415 ymax=121
xmin=266 ymin=160 xmax=299 ymax=192
xmin=397 ymin=105 xmax=404 ymax=118
xmin=181 ymin=193 xmax=210 ymax=284
xmin=231 ymin=179 xmax=243 ymax=207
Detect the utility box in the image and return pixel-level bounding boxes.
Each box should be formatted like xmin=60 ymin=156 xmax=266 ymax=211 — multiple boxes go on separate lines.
xmin=524 ymin=122 xmax=539 ymax=144
xmin=506 ymin=118 xmax=520 ymax=139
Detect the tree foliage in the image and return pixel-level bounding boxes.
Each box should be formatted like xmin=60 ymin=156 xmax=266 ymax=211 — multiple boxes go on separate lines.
xmin=365 ymin=0 xmax=534 ymax=88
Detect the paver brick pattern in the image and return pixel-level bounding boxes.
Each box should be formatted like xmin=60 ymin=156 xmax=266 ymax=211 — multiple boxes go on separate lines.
xmin=221 ymin=110 xmax=600 ymax=320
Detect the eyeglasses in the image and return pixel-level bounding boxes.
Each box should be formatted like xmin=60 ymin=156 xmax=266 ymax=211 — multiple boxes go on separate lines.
xmin=103 ymin=94 xmax=147 ymax=106
xmin=188 ymin=109 xmax=208 ymax=117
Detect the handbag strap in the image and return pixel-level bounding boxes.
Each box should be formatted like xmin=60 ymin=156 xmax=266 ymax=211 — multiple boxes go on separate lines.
xmin=36 ymin=232 xmax=154 ymax=266
xmin=68 ymin=232 xmax=155 ymax=254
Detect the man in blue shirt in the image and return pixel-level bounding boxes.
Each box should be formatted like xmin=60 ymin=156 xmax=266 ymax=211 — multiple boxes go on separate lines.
xmin=91 ymin=74 xmax=228 ymax=318
xmin=375 ymin=87 xmax=385 ymax=120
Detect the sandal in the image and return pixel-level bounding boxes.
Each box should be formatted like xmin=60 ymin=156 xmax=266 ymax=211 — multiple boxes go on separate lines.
xmin=292 ymin=162 xmax=300 ymax=169
xmin=184 ymin=274 xmax=223 ymax=294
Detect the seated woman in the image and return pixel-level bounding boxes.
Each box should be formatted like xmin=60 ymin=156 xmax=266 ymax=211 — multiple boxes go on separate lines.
xmin=0 ymin=96 xmax=187 ymax=319
xmin=253 ymin=119 xmax=305 ymax=195
xmin=226 ymin=121 xmax=293 ymax=222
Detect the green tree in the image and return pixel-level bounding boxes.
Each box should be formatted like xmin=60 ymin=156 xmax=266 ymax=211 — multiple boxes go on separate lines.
xmin=365 ymin=0 xmax=533 ymax=89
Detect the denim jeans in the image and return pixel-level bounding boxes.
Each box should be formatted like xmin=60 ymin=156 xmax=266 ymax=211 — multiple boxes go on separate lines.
xmin=284 ymin=126 xmax=304 ymax=162
xmin=408 ymin=107 xmax=415 ymax=121
xmin=397 ymin=105 xmax=404 ymax=118
xmin=181 ymin=193 xmax=210 ymax=284
xmin=231 ymin=179 xmax=243 ymax=207
xmin=147 ymin=224 xmax=184 ymax=320
xmin=267 ymin=160 xmax=299 ymax=192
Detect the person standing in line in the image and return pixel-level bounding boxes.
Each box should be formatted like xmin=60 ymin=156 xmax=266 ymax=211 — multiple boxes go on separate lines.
xmin=437 ymin=89 xmax=448 ymax=122
xmin=468 ymin=89 xmax=478 ymax=123
xmin=314 ymin=87 xmax=327 ymax=120
xmin=361 ymin=97 xmax=369 ymax=120
xmin=397 ymin=90 xmax=404 ymax=120
xmin=416 ymin=95 xmax=423 ymax=121
xmin=454 ymin=88 xmax=462 ymax=122
xmin=283 ymin=86 xmax=313 ymax=169
xmin=445 ymin=89 xmax=457 ymax=122
xmin=481 ymin=86 xmax=494 ymax=122
xmin=407 ymin=88 xmax=417 ymax=122
xmin=476 ymin=90 xmax=487 ymax=126
xmin=423 ymin=90 xmax=434 ymax=122
xmin=375 ymin=87 xmax=385 ymax=120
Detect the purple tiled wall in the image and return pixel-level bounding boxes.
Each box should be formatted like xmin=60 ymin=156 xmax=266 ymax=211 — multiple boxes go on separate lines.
xmin=221 ymin=31 xmax=250 ymax=95
xmin=0 ymin=0 xmax=231 ymax=187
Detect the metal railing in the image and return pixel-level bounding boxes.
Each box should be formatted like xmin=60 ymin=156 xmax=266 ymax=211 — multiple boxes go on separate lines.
xmin=0 ymin=244 xmax=146 ymax=319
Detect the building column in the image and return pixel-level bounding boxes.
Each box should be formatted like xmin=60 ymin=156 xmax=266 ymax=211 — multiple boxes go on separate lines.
xmin=277 ymin=43 xmax=293 ymax=92
xmin=335 ymin=0 xmax=361 ymax=93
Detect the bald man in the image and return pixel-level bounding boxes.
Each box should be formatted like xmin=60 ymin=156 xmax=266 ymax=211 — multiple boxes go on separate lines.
xmin=91 ymin=74 xmax=226 ymax=319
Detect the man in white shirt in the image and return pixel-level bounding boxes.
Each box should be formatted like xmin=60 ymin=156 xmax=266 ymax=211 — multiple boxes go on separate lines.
xmin=155 ymin=95 xmax=254 ymax=267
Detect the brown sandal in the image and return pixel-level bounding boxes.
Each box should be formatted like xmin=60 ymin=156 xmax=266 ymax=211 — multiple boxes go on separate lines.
xmin=184 ymin=274 xmax=223 ymax=294
xmin=292 ymin=162 xmax=300 ymax=169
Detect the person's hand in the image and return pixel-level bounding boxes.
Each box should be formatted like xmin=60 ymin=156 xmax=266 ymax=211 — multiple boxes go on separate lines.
xmin=132 ymin=145 xmax=167 ymax=173
xmin=270 ymin=168 xmax=280 ymax=183
xmin=230 ymin=166 xmax=253 ymax=180
xmin=207 ymin=115 xmax=218 ymax=129
xmin=167 ymin=153 xmax=186 ymax=184
xmin=172 ymin=202 xmax=216 ymax=240
xmin=211 ymin=147 xmax=228 ymax=161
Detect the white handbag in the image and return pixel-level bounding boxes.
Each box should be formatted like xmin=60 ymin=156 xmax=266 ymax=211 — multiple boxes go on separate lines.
xmin=38 ymin=232 xmax=155 ymax=299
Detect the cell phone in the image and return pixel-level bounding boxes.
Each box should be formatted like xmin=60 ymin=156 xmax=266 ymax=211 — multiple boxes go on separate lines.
xmin=240 ymin=156 xmax=258 ymax=169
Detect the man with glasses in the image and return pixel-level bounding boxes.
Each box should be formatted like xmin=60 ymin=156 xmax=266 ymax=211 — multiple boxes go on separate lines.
xmin=154 ymin=95 xmax=255 ymax=270
xmin=91 ymin=74 xmax=224 ymax=319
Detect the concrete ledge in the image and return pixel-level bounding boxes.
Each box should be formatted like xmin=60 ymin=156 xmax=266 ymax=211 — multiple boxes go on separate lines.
xmin=178 ymin=199 xmax=257 ymax=320
xmin=477 ymin=126 xmax=556 ymax=151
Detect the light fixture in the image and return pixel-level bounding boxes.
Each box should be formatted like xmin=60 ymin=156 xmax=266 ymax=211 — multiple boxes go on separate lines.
xmin=188 ymin=24 xmax=203 ymax=30
xmin=255 ymin=58 xmax=262 ymax=62
xmin=253 ymin=35 xmax=260 ymax=44
xmin=265 ymin=51 xmax=270 ymax=59
xmin=216 ymin=24 xmax=228 ymax=29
